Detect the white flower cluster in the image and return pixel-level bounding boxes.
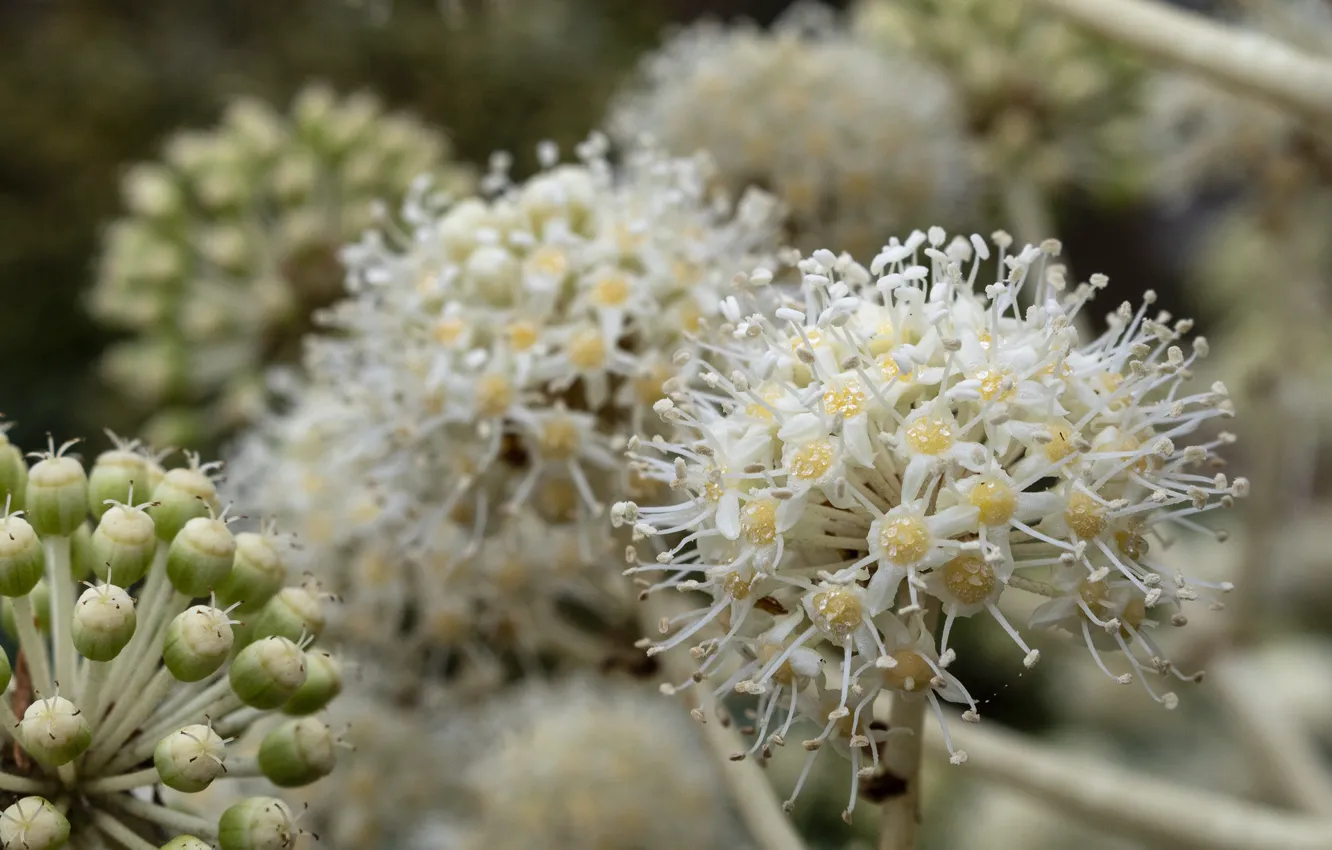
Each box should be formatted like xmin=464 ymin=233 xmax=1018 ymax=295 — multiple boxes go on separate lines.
xmin=90 ymin=83 xmax=473 ymax=447
xmin=608 ymin=3 xmax=968 ymax=257
xmin=616 ymin=229 xmax=1242 ymax=820
xmin=0 ymin=430 xmax=342 ymax=849
xmin=228 ymin=136 xmax=783 ymax=682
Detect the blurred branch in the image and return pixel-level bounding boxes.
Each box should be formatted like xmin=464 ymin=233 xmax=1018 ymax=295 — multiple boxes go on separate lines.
xmin=925 ymin=717 xmax=1332 ymax=850
xmin=1028 ymin=0 xmax=1332 ymax=121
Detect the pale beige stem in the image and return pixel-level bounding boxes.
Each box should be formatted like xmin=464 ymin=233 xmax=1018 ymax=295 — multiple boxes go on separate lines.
xmin=924 ymin=718 xmax=1332 ymax=850
xmin=876 ymin=596 xmax=940 ymax=850
xmin=641 ymin=593 xmax=807 ymax=850
xmin=1029 ymin=0 xmax=1332 ymax=121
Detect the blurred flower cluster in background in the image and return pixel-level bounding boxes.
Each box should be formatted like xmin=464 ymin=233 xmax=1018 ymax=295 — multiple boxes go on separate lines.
xmin=3 ymin=0 xmax=1332 ymax=848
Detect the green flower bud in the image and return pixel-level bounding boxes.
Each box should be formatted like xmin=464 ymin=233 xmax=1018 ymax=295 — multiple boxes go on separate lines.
xmin=87 ymin=448 xmax=148 ymax=520
xmin=91 ymin=504 xmax=157 ymax=585
xmin=0 ymin=647 xmax=11 ymax=694
xmin=161 ymin=838 xmax=212 ymax=850
xmin=0 ymin=431 xmax=27 ymax=512
xmin=72 ymin=582 xmax=136 ymax=661
xmin=2 ymin=579 xmax=51 ymax=636
xmin=216 ymin=532 xmax=286 ymax=610
xmin=229 ymin=636 xmax=307 ymax=709
xmin=283 ymin=651 xmax=341 ymax=716
xmin=0 ymin=797 xmax=69 ymax=850
xmin=258 ymin=717 xmax=336 ymax=787
xmin=25 ymin=452 xmax=89 ymax=537
xmin=0 ymin=513 xmax=45 ymax=597
xmin=166 ymin=516 xmax=236 ymax=597
xmin=163 ymin=604 xmax=235 ymax=682
xmin=251 ymin=587 xmax=325 ymax=644
xmin=218 ymin=798 xmax=297 ymax=850
xmin=153 ymin=723 xmax=227 ymax=792
xmin=69 ymin=521 xmax=96 ymax=581
xmin=19 ymin=696 xmax=91 ymax=766
xmin=149 ymin=464 xmax=220 ymax=542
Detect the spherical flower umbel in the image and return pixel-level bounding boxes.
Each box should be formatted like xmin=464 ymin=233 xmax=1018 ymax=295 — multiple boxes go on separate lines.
xmin=227 ymin=134 xmax=783 ymax=683
xmin=618 ymin=228 xmax=1242 ymax=820
xmin=608 ymin=3 xmax=968 ymax=256
xmin=89 ymin=82 xmax=475 ymax=448
xmin=0 ymin=432 xmax=340 ymax=849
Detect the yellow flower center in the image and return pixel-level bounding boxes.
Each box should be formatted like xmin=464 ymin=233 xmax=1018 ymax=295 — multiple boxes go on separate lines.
xmin=1065 ymin=490 xmax=1107 ymax=539
xmin=722 ymin=572 xmax=755 ymax=600
xmin=506 ymin=320 xmax=540 ymax=351
xmin=475 ymin=373 xmax=513 ymax=418
xmin=591 ymin=274 xmax=631 ymax=307
xmin=970 ymin=478 xmax=1017 ymax=526
xmin=906 ymin=416 xmax=954 ymax=455
xmin=975 ymin=367 xmax=1015 ymax=401
xmin=810 ymin=587 xmax=863 ymax=640
xmin=529 ymin=245 xmax=567 ymax=278
xmin=941 ymin=554 xmax=996 ymax=605
xmin=790 ymin=441 xmax=835 ymax=480
xmin=567 ymin=330 xmax=606 ymax=370
xmin=878 ymin=515 xmax=931 ymax=565
xmin=539 ymin=417 xmax=581 ymax=460
xmin=741 ymin=499 xmax=778 ymax=546
xmin=1043 ymin=421 xmax=1075 ymax=463
xmin=883 ymin=649 xmax=934 ymax=693
xmin=433 ymin=317 xmax=466 ymax=346
xmin=824 ymin=384 xmax=867 ymax=418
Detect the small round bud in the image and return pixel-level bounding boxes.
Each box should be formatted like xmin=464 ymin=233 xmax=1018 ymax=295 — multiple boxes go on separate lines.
xmin=218 ymin=797 xmax=297 ymax=850
xmin=69 ymin=521 xmax=96 ymax=581
xmin=0 ymin=647 xmax=11 ymax=695
xmin=167 ymin=516 xmax=236 ymax=597
xmin=0 ymin=433 xmax=27 ymax=511
xmin=72 ymin=583 xmax=137 ymax=661
xmin=230 ymin=636 xmax=307 ymax=709
xmin=154 ymin=724 xmax=227 ymax=792
xmin=258 ymin=717 xmax=337 ymax=787
xmin=87 ymin=448 xmax=148 ymax=520
xmin=2 ymin=579 xmax=51 ymax=636
xmin=0 ymin=514 xmax=45 ymax=597
xmin=25 ymin=454 xmax=89 ymax=537
xmin=161 ymin=838 xmax=212 ymax=850
xmin=19 ymin=696 xmax=92 ymax=766
xmin=251 ymin=587 xmax=325 ymax=643
xmin=149 ymin=466 xmax=220 ymax=542
xmin=283 ymin=651 xmax=342 ymax=715
xmin=91 ymin=504 xmax=157 ymax=585
xmin=0 ymin=797 xmax=69 ymax=850
xmin=163 ymin=605 xmax=235 ymax=682
xmin=216 ymin=532 xmax=286 ymax=610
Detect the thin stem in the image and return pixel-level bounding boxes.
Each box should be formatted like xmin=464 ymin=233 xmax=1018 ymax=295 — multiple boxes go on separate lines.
xmin=641 ymin=593 xmax=807 ymax=850
xmin=45 ymin=535 xmax=75 ymax=699
xmin=82 ymin=662 xmax=110 ymax=735
xmin=83 ymin=667 xmax=175 ymax=774
xmin=1028 ymin=0 xmax=1332 ymax=121
xmin=0 ymin=769 xmax=52 ymax=794
xmin=923 ymin=717 xmax=1332 ymax=850
xmin=876 ymin=595 xmax=940 ymax=850
xmin=97 ymin=545 xmax=168 ymax=722
xmin=100 ymin=794 xmax=217 ymax=838
xmin=91 ymin=811 xmax=160 ymax=850
xmin=83 ymin=766 xmax=160 ymax=795
xmin=12 ymin=595 xmax=53 ymax=698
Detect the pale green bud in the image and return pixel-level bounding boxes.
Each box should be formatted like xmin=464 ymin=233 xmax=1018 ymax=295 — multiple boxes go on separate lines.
xmin=161 ymin=838 xmax=212 ymax=850
xmin=229 ymin=636 xmax=307 ymax=709
xmin=91 ymin=504 xmax=157 ymax=585
xmin=258 ymin=717 xmax=336 ymax=787
xmin=154 ymin=724 xmax=227 ymax=792
xmin=166 ymin=516 xmax=236 ymax=597
xmin=0 ymin=514 xmax=45 ymax=597
xmin=25 ymin=454 xmax=88 ymax=537
xmin=218 ymin=798 xmax=297 ymax=850
xmin=148 ymin=466 xmax=220 ymax=542
xmin=283 ymin=651 xmax=341 ymax=716
xmin=72 ymin=583 xmax=136 ymax=661
xmin=216 ymin=532 xmax=286 ymax=610
xmin=0 ymin=797 xmax=69 ymax=850
xmin=19 ymin=697 xmax=91 ymax=766
xmin=87 ymin=448 xmax=148 ymax=520
xmin=0 ymin=647 xmax=11 ymax=694
xmin=251 ymin=587 xmax=325 ymax=644
xmin=0 ymin=432 xmax=27 ymax=512
xmin=2 ymin=579 xmax=50 ymax=636
xmin=163 ymin=605 xmax=234 ymax=682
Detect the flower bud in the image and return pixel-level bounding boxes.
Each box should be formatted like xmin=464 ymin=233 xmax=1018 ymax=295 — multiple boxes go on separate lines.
xmin=25 ymin=453 xmax=89 ymax=537
xmin=0 ymin=797 xmax=69 ymax=850
xmin=87 ymin=448 xmax=148 ymax=520
xmin=149 ymin=466 xmax=220 ymax=542
xmin=70 ymin=521 xmax=96 ymax=581
xmin=251 ymin=587 xmax=325 ymax=643
xmin=219 ymin=797 xmax=297 ymax=850
xmin=229 ymin=636 xmax=307 ymax=709
xmin=166 ymin=516 xmax=236 ymax=597
xmin=258 ymin=717 xmax=337 ymax=787
xmin=0 ymin=432 xmax=27 ymax=512
xmin=91 ymin=504 xmax=157 ymax=585
xmin=72 ymin=583 xmax=136 ymax=661
xmin=0 ymin=647 xmax=11 ymax=695
xmin=2 ymin=579 xmax=50 ymax=636
xmin=161 ymin=838 xmax=212 ymax=850
xmin=163 ymin=605 xmax=235 ymax=682
xmin=0 ymin=513 xmax=45 ymax=597
xmin=154 ymin=724 xmax=227 ymax=792
xmin=216 ymin=532 xmax=286 ymax=610
xmin=20 ymin=696 xmax=92 ymax=766
xmin=283 ymin=651 xmax=341 ymax=715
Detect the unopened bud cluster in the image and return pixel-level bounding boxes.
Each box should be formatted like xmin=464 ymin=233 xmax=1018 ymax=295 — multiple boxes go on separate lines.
xmin=619 ymin=229 xmax=1241 ymax=820
xmin=89 ymin=82 xmax=474 ymax=448
xmin=0 ymin=430 xmax=341 ymax=849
